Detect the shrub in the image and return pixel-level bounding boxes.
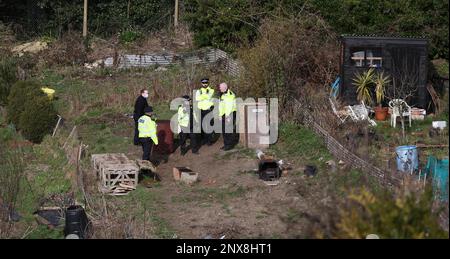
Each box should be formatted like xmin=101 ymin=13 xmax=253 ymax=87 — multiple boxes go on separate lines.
xmin=119 ymin=29 xmax=142 ymax=45
xmin=0 ymin=55 xmax=18 ymax=106
xmin=43 ymin=32 xmax=87 ymax=66
xmin=183 ymin=0 xmax=263 ymax=52
xmin=334 ymin=187 xmax=448 ymax=239
xmin=238 ymin=14 xmax=339 ymax=116
xmin=6 ymin=81 xmax=43 ymax=126
xmin=6 ymin=80 xmax=56 ymax=143
xmin=18 ymin=95 xmax=57 ymax=143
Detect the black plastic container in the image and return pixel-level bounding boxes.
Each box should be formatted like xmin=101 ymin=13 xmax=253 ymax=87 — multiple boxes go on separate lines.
xmin=64 ymin=205 xmax=89 ymax=239
xmin=304 ymin=165 xmax=317 ymax=177
xmin=258 ymin=160 xmax=281 ymax=181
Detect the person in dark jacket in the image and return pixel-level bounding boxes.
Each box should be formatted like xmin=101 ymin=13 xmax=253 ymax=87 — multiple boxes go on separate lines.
xmin=133 ymin=89 xmax=149 ymax=145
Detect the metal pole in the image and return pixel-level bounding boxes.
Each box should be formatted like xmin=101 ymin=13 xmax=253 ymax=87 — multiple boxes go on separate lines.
xmin=83 ymin=0 xmax=88 ymax=38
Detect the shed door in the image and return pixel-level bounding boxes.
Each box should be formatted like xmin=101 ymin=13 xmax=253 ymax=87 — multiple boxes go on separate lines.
xmin=388 ymin=46 xmax=421 ymax=101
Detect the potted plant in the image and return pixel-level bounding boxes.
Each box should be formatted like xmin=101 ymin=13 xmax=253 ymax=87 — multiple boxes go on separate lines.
xmin=373 ymin=71 xmax=390 ymax=121
xmin=353 ymin=68 xmax=391 ymax=121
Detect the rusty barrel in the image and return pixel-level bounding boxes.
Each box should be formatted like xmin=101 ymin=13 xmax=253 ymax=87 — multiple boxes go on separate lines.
xmin=154 ymin=120 xmax=174 ymax=154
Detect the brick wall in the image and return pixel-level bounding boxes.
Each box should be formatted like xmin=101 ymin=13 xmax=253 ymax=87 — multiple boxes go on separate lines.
xmin=103 ymin=48 xmax=241 ymax=77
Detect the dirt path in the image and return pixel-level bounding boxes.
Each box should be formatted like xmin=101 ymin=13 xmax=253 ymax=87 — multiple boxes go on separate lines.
xmin=126 ymin=139 xmax=321 ymax=238
xmin=78 ymin=119 xmax=330 ymax=238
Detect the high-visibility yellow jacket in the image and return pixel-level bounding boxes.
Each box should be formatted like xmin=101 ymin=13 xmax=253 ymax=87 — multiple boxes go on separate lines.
xmin=177 ymin=105 xmax=198 ymax=133
xmin=41 ymin=87 xmax=55 ymax=100
xmin=219 ymin=89 xmax=236 ymax=117
xmin=195 ymin=86 xmax=214 ymax=110
xmin=178 ymin=106 xmax=189 ymax=128
xmin=138 ymin=115 xmax=158 ymax=145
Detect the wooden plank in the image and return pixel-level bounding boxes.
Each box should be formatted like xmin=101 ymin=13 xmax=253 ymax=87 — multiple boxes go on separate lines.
xmin=119 ymin=183 xmax=136 ymax=190
xmin=416 ymin=144 xmax=449 ymax=148
xmin=34 ymin=214 xmax=55 ymax=229
xmin=109 ymin=192 xmax=129 ymax=196
xmin=63 ymin=126 xmax=77 ymax=148
xmin=52 ymin=115 xmax=62 ymax=137
xmin=136 ymin=159 xmax=157 ymax=171
xmin=427 ymin=83 xmax=441 ymax=114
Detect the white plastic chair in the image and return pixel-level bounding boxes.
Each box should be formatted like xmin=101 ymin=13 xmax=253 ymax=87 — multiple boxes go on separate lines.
xmin=389 ymin=99 xmax=412 ymax=128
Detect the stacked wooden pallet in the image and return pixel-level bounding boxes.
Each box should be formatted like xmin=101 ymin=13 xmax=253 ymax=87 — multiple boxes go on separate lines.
xmin=91 ymin=153 xmax=139 ymax=196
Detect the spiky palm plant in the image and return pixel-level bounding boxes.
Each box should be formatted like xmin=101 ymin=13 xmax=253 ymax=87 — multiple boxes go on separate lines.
xmin=353 ymin=68 xmax=375 ymax=105
xmin=374 ymin=71 xmax=391 ymax=106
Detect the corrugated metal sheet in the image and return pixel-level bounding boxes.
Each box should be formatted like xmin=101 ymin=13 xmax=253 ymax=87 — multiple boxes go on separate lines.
xmin=341 ymin=34 xmax=427 ymax=40
xmin=103 ymin=48 xmax=241 ymax=77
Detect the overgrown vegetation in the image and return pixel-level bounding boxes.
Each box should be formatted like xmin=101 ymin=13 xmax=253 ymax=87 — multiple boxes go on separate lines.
xmin=184 ymin=0 xmax=448 ymax=59
xmin=19 ymin=96 xmax=57 ymax=143
xmin=6 ymin=81 xmax=42 ymax=126
xmin=0 ymin=122 xmax=77 ymax=239
xmin=0 ymin=1 xmax=448 ymax=239
xmin=43 ymin=32 xmax=87 ymax=67
xmin=334 ymin=187 xmax=448 ymax=238
xmin=118 ymin=29 xmax=142 ymax=45
xmin=7 ymin=81 xmax=57 ymax=143
xmin=0 ymin=146 xmax=26 ymax=238
xmin=1 ymin=1 xmax=447 ymax=59
xmin=0 ymin=55 xmax=18 ymax=106
xmin=311 ymin=0 xmax=449 ymax=59
xmin=183 ymin=0 xmax=267 ymax=52
xmin=270 ymin=122 xmax=332 ymax=166
xmin=0 ymin=0 xmax=174 ymax=39
xmin=238 ymin=13 xmax=338 ymax=114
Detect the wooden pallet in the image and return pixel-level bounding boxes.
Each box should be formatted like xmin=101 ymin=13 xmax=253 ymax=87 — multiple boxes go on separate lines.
xmin=91 ymin=153 xmax=129 ymax=171
xmin=100 ymin=163 xmax=139 ymax=189
xmin=92 ymin=153 xmax=140 ymax=195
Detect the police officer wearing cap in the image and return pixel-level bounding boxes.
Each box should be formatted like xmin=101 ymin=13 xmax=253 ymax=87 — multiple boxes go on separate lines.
xmin=195 ymin=78 xmax=215 ymax=146
xmin=138 ymin=106 xmax=158 ymax=161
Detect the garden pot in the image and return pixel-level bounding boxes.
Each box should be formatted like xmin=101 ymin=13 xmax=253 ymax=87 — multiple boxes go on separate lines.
xmin=374 ymin=106 xmax=388 ymax=121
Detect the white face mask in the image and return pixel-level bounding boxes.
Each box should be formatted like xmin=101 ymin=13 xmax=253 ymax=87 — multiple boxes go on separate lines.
xmin=142 ymin=93 xmax=149 ymax=98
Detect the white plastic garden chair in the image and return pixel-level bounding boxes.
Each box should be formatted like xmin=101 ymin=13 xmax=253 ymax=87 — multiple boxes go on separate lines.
xmin=389 ymin=99 xmax=412 ymax=128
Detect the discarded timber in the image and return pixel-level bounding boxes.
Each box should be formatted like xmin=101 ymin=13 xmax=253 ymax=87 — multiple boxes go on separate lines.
xmin=92 ymin=153 xmax=139 ymax=194
xmin=100 ymin=163 xmax=139 ymax=189
xmin=136 ymin=159 xmax=157 ymax=172
xmin=416 ymin=144 xmax=449 ymax=148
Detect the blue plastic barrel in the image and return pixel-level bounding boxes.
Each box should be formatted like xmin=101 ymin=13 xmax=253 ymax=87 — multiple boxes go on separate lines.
xmin=395 ymin=145 xmax=418 ymax=173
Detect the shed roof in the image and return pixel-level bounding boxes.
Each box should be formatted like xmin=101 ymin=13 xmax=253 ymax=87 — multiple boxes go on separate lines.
xmin=341 ymin=34 xmax=428 ymax=42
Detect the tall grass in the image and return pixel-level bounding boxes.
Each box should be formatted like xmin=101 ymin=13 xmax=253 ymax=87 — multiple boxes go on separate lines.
xmin=0 ymin=146 xmax=26 ymax=238
xmin=0 ymin=55 xmax=18 ymax=106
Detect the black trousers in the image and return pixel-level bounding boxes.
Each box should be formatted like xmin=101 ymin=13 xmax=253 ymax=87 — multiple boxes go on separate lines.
xmin=200 ymin=108 xmax=213 ymax=145
xmin=139 ymin=138 xmax=154 ymax=161
xmin=179 ymin=126 xmax=199 ymax=152
xmin=222 ymin=111 xmax=238 ymax=148
xmin=133 ymin=115 xmax=140 ymax=145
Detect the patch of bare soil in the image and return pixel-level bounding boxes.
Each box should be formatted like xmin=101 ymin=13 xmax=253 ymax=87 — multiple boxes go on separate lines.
xmin=82 ymin=120 xmax=332 ymax=238
xmin=119 ymin=139 xmax=330 ymax=239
